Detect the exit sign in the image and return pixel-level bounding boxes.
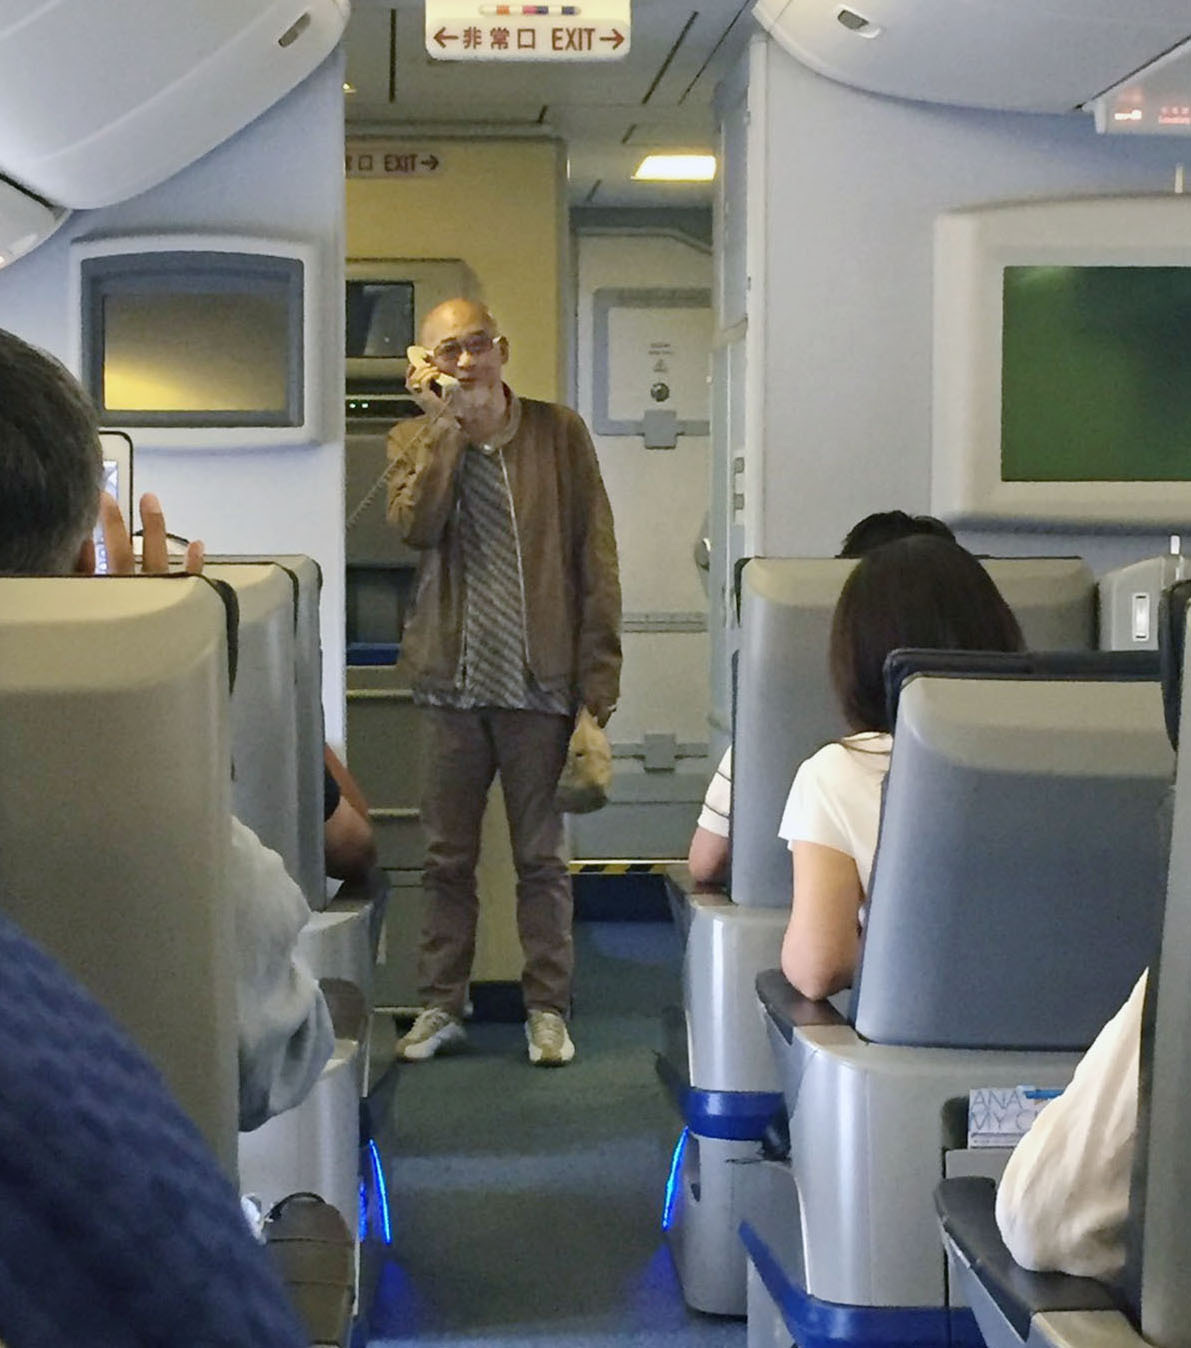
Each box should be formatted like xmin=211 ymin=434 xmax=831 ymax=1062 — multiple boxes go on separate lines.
xmin=425 ymin=0 xmax=630 ymax=61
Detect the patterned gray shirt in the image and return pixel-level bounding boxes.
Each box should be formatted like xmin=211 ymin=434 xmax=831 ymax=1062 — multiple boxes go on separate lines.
xmin=418 ymin=443 xmax=570 ymax=716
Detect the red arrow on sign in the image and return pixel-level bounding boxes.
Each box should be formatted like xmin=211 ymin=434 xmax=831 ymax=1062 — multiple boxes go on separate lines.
xmin=600 ymin=28 xmax=625 ymax=49
xmin=434 ymin=26 xmax=457 ymax=46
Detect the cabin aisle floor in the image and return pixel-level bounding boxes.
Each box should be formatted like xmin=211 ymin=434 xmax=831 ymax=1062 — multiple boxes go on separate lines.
xmin=365 ymin=919 xmax=746 ymax=1346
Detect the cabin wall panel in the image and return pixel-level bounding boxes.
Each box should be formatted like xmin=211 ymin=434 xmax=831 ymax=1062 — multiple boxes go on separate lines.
xmin=346 ymin=140 xmax=566 ymax=402
xmin=751 ymin=41 xmax=1191 ymax=571
xmin=0 ymin=54 xmax=347 ymax=741
xmin=575 ymin=232 xmax=713 ymax=752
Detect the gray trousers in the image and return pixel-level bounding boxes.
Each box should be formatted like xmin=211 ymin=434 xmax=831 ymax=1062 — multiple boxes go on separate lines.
xmin=417 ymin=706 xmax=574 ymax=1017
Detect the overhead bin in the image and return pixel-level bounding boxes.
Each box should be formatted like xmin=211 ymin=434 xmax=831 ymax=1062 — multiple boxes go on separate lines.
xmin=753 ymin=0 xmax=1191 ymax=115
xmin=0 ymin=176 xmax=68 ymax=270
xmin=0 ymin=0 xmax=350 ymax=209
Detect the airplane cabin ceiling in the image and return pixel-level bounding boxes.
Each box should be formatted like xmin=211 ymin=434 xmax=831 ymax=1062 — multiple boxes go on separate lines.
xmin=344 ymin=0 xmax=1191 ymax=209
xmin=343 ymin=0 xmax=752 ymax=207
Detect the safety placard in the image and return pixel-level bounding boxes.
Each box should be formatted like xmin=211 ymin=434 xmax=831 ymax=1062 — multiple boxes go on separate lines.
xmin=425 ymin=0 xmax=630 ymax=61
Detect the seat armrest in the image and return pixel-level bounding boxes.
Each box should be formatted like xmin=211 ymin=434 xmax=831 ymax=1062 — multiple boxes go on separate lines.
xmin=318 ymin=977 xmax=367 ymax=1042
xmin=755 ymin=967 xmax=847 ymax=1044
xmin=664 ymin=865 xmax=732 ymax=903
xmin=327 ymin=865 xmax=388 ymax=908
xmin=935 ymin=1177 xmax=1119 ymax=1341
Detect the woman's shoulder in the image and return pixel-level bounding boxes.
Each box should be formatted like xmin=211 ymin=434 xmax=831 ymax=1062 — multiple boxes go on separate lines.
xmin=796 ymin=732 xmax=890 ymax=784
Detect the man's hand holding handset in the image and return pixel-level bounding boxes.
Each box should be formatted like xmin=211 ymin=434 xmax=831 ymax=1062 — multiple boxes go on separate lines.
xmin=406 ymin=345 xmax=460 ymax=418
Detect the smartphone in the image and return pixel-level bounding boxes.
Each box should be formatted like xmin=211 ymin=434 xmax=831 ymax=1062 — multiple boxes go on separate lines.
xmin=95 ymin=431 xmax=133 ymax=575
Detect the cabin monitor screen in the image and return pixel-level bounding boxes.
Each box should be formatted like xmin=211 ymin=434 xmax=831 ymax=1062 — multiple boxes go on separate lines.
xmin=346 ymin=280 xmax=414 ymax=359
xmin=1001 ymin=265 xmax=1191 ymax=483
xmin=80 ymin=252 xmax=303 ymax=427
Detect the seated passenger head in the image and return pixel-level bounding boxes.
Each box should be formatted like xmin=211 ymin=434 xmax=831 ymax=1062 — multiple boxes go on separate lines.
xmin=0 ymin=327 xmax=101 ymax=575
xmin=837 ymin=510 xmax=956 ymax=558
xmin=830 ymin=535 xmax=1025 ymax=733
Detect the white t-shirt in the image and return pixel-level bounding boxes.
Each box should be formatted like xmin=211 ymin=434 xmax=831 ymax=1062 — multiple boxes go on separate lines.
xmin=229 ymin=816 xmax=335 ymax=1132
xmin=995 ymin=970 xmax=1146 ymax=1283
xmin=778 ymin=732 xmax=892 ymax=896
xmin=696 ymin=746 xmax=732 ymax=838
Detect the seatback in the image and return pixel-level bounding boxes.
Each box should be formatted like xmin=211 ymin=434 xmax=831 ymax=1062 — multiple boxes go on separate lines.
xmin=731 ymin=556 xmax=1096 ymax=908
xmin=1138 ymin=580 xmax=1191 ymax=1344
xmin=209 ymin=555 xmax=326 ymax=908
xmin=852 ymin=652 xmax=1171 ymax=1049
xmin=0 ymin=576 xmax=239 ymax=1173
xmin=204 ymin=562 xmax=301 ymax=891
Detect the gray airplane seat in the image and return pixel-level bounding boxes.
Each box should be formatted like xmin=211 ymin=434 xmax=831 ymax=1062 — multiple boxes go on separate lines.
xmin=662 ymin=556 xmax=1096 ymax=1316
xmin=744 ymin=649 xmax=1170 ymax=1348
xmin=210 ymin=554 xmax=326 ymax=908
xmin=203 ymin=562 xmax=302 ymax=888
xmin=203 ymin=561 xmax=368 ymax=1273
xmin=0 ymin=575 xmax=239 ymax=1176
xmin=934 ymin=580 xmax=1191 ymax=1348
xmin=208 ymin=556 xmax=385 ymax=1014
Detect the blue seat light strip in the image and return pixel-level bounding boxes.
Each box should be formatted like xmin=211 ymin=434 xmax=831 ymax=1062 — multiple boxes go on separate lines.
xmin=740 ymin=1221 xmax=981 ymax=1348
xmin=368 ymin=1138 xmax=393 ymax=1245
xmin=661 ymin=1127 xmax=689 ymax=1231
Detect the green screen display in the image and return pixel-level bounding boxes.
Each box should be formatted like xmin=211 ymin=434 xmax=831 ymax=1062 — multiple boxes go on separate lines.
xmin=1001 ymin=266 xmax=1191 ymax=482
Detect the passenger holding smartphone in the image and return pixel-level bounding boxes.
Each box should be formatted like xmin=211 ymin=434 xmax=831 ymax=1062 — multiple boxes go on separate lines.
xmin=0 ymin=327 xmax=333 ymax=1131
xmin=385 ymin=299 xmax=621 ymax=1067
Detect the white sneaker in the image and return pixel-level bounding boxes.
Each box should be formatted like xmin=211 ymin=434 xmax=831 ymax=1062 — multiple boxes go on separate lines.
xmin=396 ymin=1007 xmax=466 ymax=1061
xmin=525 ymin=1009 xmax=575 ymax=1066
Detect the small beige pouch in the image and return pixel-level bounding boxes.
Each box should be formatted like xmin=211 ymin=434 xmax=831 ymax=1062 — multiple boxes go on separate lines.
xmin=554 ymin=707 xmax=613 ymax=814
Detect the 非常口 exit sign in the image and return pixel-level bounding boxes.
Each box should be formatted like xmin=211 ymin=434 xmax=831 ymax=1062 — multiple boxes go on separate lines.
xmin=425 ymin=0 xmax=630 ymax=61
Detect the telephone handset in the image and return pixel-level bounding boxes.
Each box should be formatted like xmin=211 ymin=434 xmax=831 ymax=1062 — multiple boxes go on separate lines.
xmin=406 ymin=345 xmax=460 ymax=400
xmin=345 ymin=346 xmax=460 ymax=531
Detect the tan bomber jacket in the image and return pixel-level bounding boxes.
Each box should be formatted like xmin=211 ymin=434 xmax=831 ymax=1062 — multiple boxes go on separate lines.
xmin=385 ymin=391 xmax=622 ymax=723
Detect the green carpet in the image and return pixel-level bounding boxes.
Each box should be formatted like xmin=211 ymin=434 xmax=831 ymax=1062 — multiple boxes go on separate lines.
xmin=365 ymin=922 xmax=747 ymax=1346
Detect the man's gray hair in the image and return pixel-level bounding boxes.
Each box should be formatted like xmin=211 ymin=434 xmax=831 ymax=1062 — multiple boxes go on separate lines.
xmin=0 ymin=328 xmax=102 ymax=574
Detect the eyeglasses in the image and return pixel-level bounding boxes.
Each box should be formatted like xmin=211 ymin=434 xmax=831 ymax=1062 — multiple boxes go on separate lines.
xmin=432 ymin=332 xmax=501 ymax=364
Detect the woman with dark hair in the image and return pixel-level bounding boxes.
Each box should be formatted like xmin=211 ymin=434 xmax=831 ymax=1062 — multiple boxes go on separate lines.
xmin=778 ymin=535 xmax=1025 ymax=1000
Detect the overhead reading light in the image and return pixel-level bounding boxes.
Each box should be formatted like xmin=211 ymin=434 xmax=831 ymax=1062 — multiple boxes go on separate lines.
xmin=632 ymin=154 xmax=716 ymax=182
xmin=343 ymin=81 xmax=356 ymax=94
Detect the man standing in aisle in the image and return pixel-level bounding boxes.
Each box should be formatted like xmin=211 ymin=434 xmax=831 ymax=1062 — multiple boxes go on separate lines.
xmin=386 ymin=298 xmax=621 ymax=1067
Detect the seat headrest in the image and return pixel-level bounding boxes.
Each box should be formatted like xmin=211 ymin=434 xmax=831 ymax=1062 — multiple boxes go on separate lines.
xmin=884 ymin=647 xmax=1161 ymax=730
xmin=1159 ymin=580 xmax=1191 ymax=753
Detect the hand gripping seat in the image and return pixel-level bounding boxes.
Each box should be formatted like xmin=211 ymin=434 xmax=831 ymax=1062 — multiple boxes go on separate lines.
xmin=0 ymin=574 xmax=239 ymax=1173
xmin=934 ymin=580 xmax=1191 ymax=1348
xmin=745 ymin=650 xmax=1171 ymax=1348
xmin=662 ymin=557 xmax=1096 ymax=1315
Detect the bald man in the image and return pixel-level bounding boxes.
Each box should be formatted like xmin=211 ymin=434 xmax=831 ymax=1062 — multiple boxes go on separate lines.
xmin=386 ymin=299 xmax=621 ymax=1066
